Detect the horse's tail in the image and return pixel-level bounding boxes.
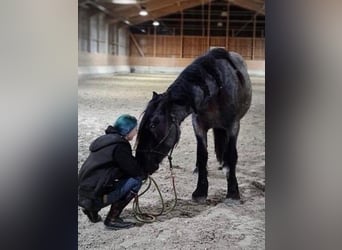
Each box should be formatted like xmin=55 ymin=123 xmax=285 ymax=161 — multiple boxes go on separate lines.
xmin=213 ymin=128 xmax=228 ymax=164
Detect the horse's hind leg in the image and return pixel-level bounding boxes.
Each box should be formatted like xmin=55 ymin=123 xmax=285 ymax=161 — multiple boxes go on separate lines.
xmin=223 ymin=121 xmax=241 ymax=200
xmin=191 ymin=116 xmax=209 ymax=203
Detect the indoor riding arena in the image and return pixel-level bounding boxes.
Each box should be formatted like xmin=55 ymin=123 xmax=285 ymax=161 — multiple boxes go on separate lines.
xmin=78 ymin=0 xmax=265 ymax=249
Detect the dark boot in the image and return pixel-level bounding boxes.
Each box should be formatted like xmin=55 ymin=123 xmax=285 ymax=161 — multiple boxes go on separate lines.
xmin=82 ymin=208 xmax=102 ymax=223
xmin=104 ymin=190 xmax=137 ymax=230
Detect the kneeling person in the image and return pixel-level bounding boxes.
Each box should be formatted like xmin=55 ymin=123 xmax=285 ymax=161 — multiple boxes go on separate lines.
xmin=78 ymin=114 xmax=145 ymax=230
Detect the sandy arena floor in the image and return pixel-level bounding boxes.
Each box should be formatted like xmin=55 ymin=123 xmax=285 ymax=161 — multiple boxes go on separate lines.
xmin=78 ymin=73 xmax=265 ymax=249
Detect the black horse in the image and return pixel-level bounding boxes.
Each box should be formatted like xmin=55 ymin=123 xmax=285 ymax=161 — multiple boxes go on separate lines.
xmin=135 ymin=48 xmax=252 ymax=202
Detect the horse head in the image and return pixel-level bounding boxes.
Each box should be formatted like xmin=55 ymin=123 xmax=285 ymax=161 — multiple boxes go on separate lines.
xmin=135 ymin=91 xmax=180 ymax=175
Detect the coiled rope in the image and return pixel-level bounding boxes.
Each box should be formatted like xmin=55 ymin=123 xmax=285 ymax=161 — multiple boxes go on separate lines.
xmin=132 ymin=161 xmax=177 ymax=222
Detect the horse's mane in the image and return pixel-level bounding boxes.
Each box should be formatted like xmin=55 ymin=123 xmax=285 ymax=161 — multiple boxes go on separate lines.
xmin=164 ymin=48 xmax=228 ymax=110
xmin=170 ymin=48 xmax=245 ymax=99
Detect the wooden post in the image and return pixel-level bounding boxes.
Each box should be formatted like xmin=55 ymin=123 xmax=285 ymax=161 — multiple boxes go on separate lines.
xmin=111 ymin=24 xmax=114 ymax=55
xmin=225 ymin=3 xmax=230 ymax=50
xmin=153 ymin=26 xmax=156 ymax=57
xmin=252 ymin=14 xmax=256 ymax=60
xmin=116 ymin=25 xmax=119 ymax=55
xmin=97 ymin=14 xmax=100 ymax=53
xmin=180 ymin=11 xmax=184 ymax=58
xmin=202 ymin=0 xmax=205 ymax=36
xmin=207 ymin=0 xmax=211 ymax=49
xmin=87 ymin=14 xmax=91 ymax=52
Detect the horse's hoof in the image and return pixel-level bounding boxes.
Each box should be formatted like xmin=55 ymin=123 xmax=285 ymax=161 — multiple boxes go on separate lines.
xmin=224 ymin=198 xmax=243 ymax=205
xmin=192 ymin=196 xmax=207 ymax=204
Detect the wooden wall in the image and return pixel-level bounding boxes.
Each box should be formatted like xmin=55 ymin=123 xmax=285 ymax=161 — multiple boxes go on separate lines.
xmin=130 ymin=34 xmax=265 ymax=60
xmin=78 ymin=52 xmax=265 ymax=76
xmin=130 ymin=56 xmax=265 ymax=72
xmin=78 ymin=52 xmax=129 ymax=66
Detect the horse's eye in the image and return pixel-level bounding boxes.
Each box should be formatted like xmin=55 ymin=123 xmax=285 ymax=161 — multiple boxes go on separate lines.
xmin=150 ymin=118 xmax=159 ymax=129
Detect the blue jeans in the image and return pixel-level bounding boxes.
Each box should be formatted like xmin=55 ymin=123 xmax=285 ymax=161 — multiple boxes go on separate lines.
xmin=101 ymin=177 xmax=142 ymax=208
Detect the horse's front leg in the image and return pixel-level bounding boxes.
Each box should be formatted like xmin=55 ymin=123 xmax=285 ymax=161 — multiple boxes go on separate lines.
xmin=191 ymin=116 xmax=208 ymax=203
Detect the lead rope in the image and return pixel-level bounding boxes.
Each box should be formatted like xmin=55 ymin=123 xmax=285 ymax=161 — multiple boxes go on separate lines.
xmin=132 ymin=151 xmax=177 ymax=223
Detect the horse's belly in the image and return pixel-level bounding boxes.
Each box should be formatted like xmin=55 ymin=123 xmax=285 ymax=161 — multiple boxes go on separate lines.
xmin=198 ymin=93 xmax=250 ymax=128
xmin=198 ymin=103 xmax=235 ymax=128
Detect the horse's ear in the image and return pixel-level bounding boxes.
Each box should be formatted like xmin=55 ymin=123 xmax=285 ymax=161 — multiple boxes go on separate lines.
xmin=152 ymin=91 xmax=158 ymax=99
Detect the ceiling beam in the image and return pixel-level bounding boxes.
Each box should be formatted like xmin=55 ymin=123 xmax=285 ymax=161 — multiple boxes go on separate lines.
xmin=229 ymin=0 xmax=265 ymax=15
xmin=108 ymin=0 xmax=187 ymax=19
xmin=129 ymin=0 xmax=212 ymax=25
xmin=158 ymin=18 xmax=264 ymax=23
xmin=98 ymin=0 xmax=265 ymax=25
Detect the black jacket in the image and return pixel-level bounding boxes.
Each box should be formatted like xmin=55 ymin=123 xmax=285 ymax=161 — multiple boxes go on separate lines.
xmin=78 ymin=126 xmax=145 ymax=200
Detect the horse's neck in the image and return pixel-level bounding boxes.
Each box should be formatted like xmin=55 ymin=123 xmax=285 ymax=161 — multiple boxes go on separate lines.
xmin=167 ymin=81 xmax=196 ymax=123
xmin=170 ymin=104 xmax=192 ymax=125
xmin=175 ymin=108 xmax=191 ymax=123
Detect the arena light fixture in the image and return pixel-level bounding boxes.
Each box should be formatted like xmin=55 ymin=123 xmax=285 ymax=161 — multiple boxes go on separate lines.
xmin=123 ymin=20 xmax=131 ymax=25
xmin=139 ymin=6 xmax=148 ymax=16
xmin=152 ymin=20 xmax=159 ymax=26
